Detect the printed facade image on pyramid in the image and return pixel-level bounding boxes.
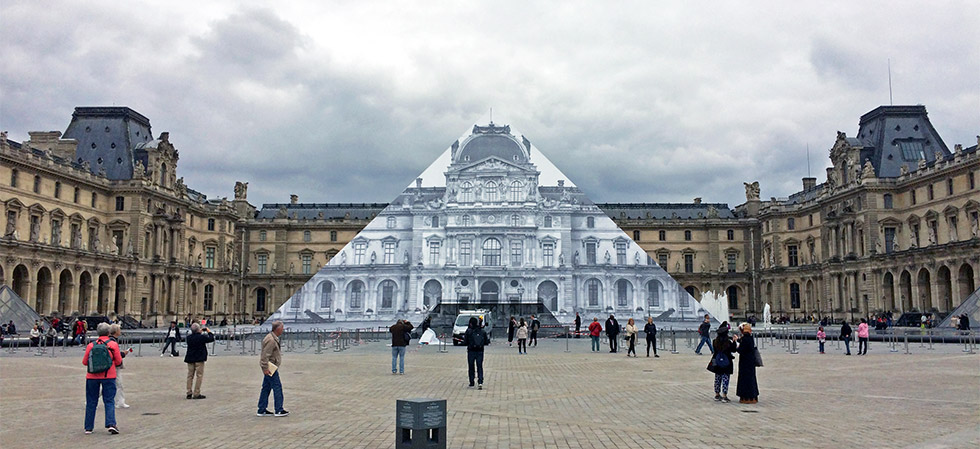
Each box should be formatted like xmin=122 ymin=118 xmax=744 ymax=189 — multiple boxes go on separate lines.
xmin=268 ymin=123 xmax=709 ymax=326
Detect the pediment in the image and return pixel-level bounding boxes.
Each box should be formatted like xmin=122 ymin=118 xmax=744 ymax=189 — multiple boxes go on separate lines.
xmin=454 ymin=156 xmax=535 ymax=174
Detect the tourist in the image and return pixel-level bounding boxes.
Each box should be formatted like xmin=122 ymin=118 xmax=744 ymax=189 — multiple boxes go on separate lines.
xmin=257 ymin=320 xmax=288 ymax=417
xmin=588 ymin=318 xmax=602 ymax=352
xmin=45 ymin=325 xmax=58 ymax=346
xmin=644 ymin=317 xmax=659 ymax=357
xmin=857 ymin=318 xmax=870 ymax=355
xmin=709 ymin=322 xmax=736 ymax=403
xmin=184 ymin=322 xmax=215 ymax=399
xmin=516 ymin=318 xmax=528 ymax=354
xmin=959 ymin=314 xmax=971 ymax=331
xmin=463 ymin=316 xmax=488 ymax=389
xmin=920 ymin=314 xmax=927 ymax=329
xmin=530 ymin=315 xmax=540 ymax=347
xmin=389 ymin=319 xmax=413 ymax=374
xmin=161 ymin=321 xmax=182 ymax=357
xmin=73 ymin=319 xmax=87 ymax=345
xmin=508 ymin=317 xmax=516 ymax=347
xmin=574 ymin=312 xmax=582 ymax=338
xmin=624 ymin=318 xmax=638 ymax=357
xmin=816 ymin=326 xmax=826 ymax=354
xmin=694 ymin=314 xmax=713 ymax=355
xmin=8 ymin=320 xmax=17 ymax=335
xmin=840 ymin=321 xmax=852 ymax=355
xmin=735 ymin=323 xmax=759 ymax=404
xmin=82 ymin=322 xmax=123 ymax=434
xmin=219 ymin=317 xmax=228 ymax=327
xmin=108 ymin=324 xmax=132 ymax=408
xmin=951 ymin=314 xmax=960 ymax=330
xmin=605 ymin=314 xmax=620 ymax=353
xmin=30 ymin=324 xmax=41 ymax=347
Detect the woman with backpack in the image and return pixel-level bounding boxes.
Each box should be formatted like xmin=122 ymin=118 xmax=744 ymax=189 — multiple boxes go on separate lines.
xmin=708 ymin=321 xmax=736 ymax=403
xmin=82 ymin=322 xmax=123 ymax=434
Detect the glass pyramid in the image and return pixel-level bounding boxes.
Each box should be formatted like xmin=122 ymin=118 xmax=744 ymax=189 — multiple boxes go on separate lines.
xmin=268 ymin=123 xmax=709 ymax=325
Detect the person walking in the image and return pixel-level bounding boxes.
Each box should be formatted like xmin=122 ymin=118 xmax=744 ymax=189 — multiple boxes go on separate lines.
xmin=605 ymin=315 xmax=620 ymax=353
xmin=574 ymin=312 xmax=582 ymax=338
xmin=816 ymin=326 xmax=826 ymax=354
xmin=857 ymin=318 xmax=870 ymax=355
xmin=625 ymin=318 xmax=638 ymax=357
xmin=161 ymin=321 xmax=181 ymax=357
xmin=507 ymin=317 xmax=517 ymax=347
xmin=709 ymin=322 xmax=736 ymax=402
xmin=588 ymin=318 xmax=602 ymax=352
xmin=389 ymin=319 xmax=413 ymax=374
xmin=529 ymin=315 xmax=540 ymax=347
xmin=644 ymin=317 xmax=659 ymax=358
xmin=463 ymin=316 xmax=488 ymax=389
xmin=82 ymin=322 xmax=123 ymax=434
xmin=257 ymin=321 xmax=288 ymax=417
xmin=108 ymin=324 xmax=132 ymax=408
xmin=840 ymin=321 xmax=853 ymax=355
xmin=515 ymin=318 xmax=529 ymax=354
xmin=735 ymin=323 xmax=759 ymax=404
xmin=694 ymin=314 xmax=713 ymax=355
xmin=184 ymin=322 xmax=215 ymax=399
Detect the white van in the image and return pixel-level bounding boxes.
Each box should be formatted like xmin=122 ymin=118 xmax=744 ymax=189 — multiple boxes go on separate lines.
xmin=452 ymin=309 xmax=493 ymax=346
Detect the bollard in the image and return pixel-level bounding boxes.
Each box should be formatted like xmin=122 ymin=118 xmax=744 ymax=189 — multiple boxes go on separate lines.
xmin=963 ymin=331 xmax=972 ymax=353
xmin=889 ymin=331 xmax=898 ymax=353
xmin=685 ymin=330 xmax=692 ymax=349
xmin=565 ymin=327 xmax=570 ymax=353
xmin=927 ymin=331 xmax=934 ymax=350
xmin=904 ymin=332 xmax=910 ymax=354
xmin=316 ymin=332 xmax=323 ymax=354
xmin=790 ymin=331 xmax=799 ymax=354
xmin=240 ymin=335 xmax=248 ymax=355
xmin=670 ymin=330 xmax=678 ymax=354
xmin=250 ymin=336 xmax=258 ymax=355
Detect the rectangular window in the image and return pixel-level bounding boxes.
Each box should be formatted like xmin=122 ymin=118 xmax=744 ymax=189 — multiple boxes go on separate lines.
xmin=29 ymin=215 xmax=39 ymax=242
xmin=727 ymin=253 xmax=737 ymax=272
xmin=115 ymin=196 xmax=125 ymax=211
xmin=970 ymin=172 xmax=976 ymax=190
xmin=727 ymin=229 xmax=734 ymax=241
xmin=658 ymin=253 xmax=668 ymax=268
xmin=899 ymin=141 xmax=925 ymax=161
xmin=586 ymin=216 xmax=595 ymax=228
xmin=542 ymin=242 xmax=554 ymax=267
xmin=302 ymin=254 xmax=312 ymax=274
xmin=684 ymin=230 xmax=692 ymax=241
xmin=54 ymin=182 xmax=61 ymax=199
xmin=207 ymin=219 xmax=215 ymax=231
xmin=809 ymin=214 xmax=814 ymax=226
xmin=33 ymin=176 xmax=41 ymax=194
xmin=684 ymin=254 xmax=693 ymax=273
xmin=787 ymin=218 xmax=795 ymax=230
xmin=205 ymin=247 xmax=215 ymax=268
xmin=259 ymin=230 xmax=266 ymax=241
xmin=91 ymin=192 xmax=97 ymax=208
xmin=383 ymin=241 xmax=396 ymax=264
xmin=586 ymin=242 xmax=597 ymax=265
xmin=330 ymin=230 xmax=337 ymax=241
xmin=429 ymin=241 xmax=441 ymax=265
xmin=354 ymin=242 xmax=366 ymax=264
xmin=387 ymin=216 xmax=396 ymax=229
xmin=788 ymin=245 xmax=799 ymax=267
xmin=947 ymin=178 xmax=954 ymax=196
xmin=658 ymin=230 xmax=666 ymax=241
xmin=790 ymin=284 xmax=801 ymax=309
xmin=70 ymin=223 xmax=80 ymax=248
xmin=927 ymin=184 xmax=934 ymax=201
xmin=204 ymin=286 xmax=214 ymax=311
xmin=616 ymin=241 xmax=627 ymax=265
xmin=510 ymin=240 xmax=523 ymax=267
xmin=87 ymin=226 xmax=96 ymax=251
xmin=73 ymin=187 xmax=80 ymax=203
xmin=381 ymin=283 xmax=394 ymax=309
xmin=883 ymin=194 xmax=893 ymax=209
xmin=303 ymin=230 xmax=311 ymax=242
xmin=544 ymin=216 xmax=552 ymax=227
xmin=884 ymin=227 xmax=896 ymax=254
xmin=459 ymin=240 xmax=472 ymax=266
xmin=432 ymin=216 xmax=439 ymax=228
xmin=257 ymin=254 xmax=268 ymax=274
xmin=911 ymin=189 xmax=917 ymax=205
xmin=112 ymin=230 xmax=124 ymax=255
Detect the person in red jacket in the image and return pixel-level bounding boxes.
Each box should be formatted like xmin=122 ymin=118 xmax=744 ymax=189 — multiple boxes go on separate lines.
xmin=588 ymin=317 xmax=603 ymax=352
xmin=82 ymin=322 xmax=123 ymax=435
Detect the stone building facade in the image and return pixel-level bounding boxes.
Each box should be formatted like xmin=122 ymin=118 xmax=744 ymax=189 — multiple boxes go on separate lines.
xmin=2 ymin=105 xmax=977 ymax=323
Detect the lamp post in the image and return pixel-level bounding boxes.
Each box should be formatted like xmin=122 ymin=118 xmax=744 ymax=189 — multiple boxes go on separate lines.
xmin=518 ymin=285 xmax=525 ymax=317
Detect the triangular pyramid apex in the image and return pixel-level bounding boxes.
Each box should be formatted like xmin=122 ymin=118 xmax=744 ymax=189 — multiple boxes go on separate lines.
xmin=472 ymin=122 xmax=510 ymax=134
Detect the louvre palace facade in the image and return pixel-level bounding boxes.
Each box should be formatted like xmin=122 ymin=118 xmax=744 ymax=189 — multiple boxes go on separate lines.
xmin=1 ymin=105 xmax=977 ymax=323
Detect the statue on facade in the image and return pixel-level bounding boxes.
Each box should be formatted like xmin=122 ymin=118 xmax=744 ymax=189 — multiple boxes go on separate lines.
xmin=233 ymin=181 xmax=248 ymax=200
xmin=971 ymin=214 xmax=979 ymax=238
xmin=5 ymin=216 xmax=16 ymax=237
xmin=71 ymin=227 xmax=82 ymax=249
xmin=340 ymin=252 xmax=347 ymax=266
xmin=51 ymin=224 xmax=61 ymax=246
xmin=288 ymin=263 xmax=294 ymax=274
xmin=861 ymin=159 xmax=876 ymax=180
xmin=370 ymin=251 xmax=376 ymax=264
xmin=743 ymin=181 xmax=760 ymax=200
xmin=719 ymin=260 xmax=725 ymax=272
xmin=275 ymin=206 xmax=288 ymax=219
xmin=675 ymin=261 xmax=681 ymax=272
xmin=899 ymin=164 xmax=910 ymax=176
xmin=175 ymin=177 xmax=187 ymax=197
xmin=700 ymin=262 xmax=706 ymax=272
xmin=92 ymin=231 xmax=101 ymax=252
xmin=635 ymin=252 xmax=642 ymax=265
xmin=133 ymin=160 xmax=145 ymax=179
xmin=29 ymin=219 xmax=40 ymax=242
xmin=450 ymin=140 xmax=459 ymax=160
xmin=404 ymin=250 xmax=411 ymax=264
xmin=927 ymin=226 xmax=937 ymax=246
xmin=558 ymin=252 xmax=564 ymax=266
xmin=826 ymin=168 xmax=838 ymax=188
xmin=604 ymin=250 xmax=611 ymax=264
xmin=573 ymin=250 xmax=580 ymax=266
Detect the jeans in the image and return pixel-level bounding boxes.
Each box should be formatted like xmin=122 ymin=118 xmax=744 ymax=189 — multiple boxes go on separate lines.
xmin=843 ymin=337 xmax=851 ymax=354
xmin=608 ymin=334 xmax=619 ymax=352
xmin=162 ymin=337 xmax=178 ymax=355
xmin=391 ymin=346 xmax=407 ymax=373
xmin=646 ymin=336 xmax=658 ymax=356
xmin=84 ymin=378 xmax=117 ymax=430
xmin=530 ymin=330 xmax=538 ymax=346
xmin=517 ymin=339 xmax=527 ymax=353
xmin=695 ymin=335 xmax=713 ymax=354
xmin=591 ymin=336 xmax=600 ymax=351
xmin=467 ymin=351 xmax=484 ymax=385
xmin=257 ymin=371 xmax=284 ymax=413
xmin=818 ymin=341 xmax=825 ymax=353
xmin=627 ymin=334 xmax=636 ymax=356
xmin=74 ymin=334 xmax=87 ymax=345
xmin=858 ymin=337 xmax=868 ymax=355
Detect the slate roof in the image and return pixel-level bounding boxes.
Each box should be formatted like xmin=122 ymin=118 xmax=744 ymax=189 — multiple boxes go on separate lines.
xmin=853 ymin=105 xmax=950 ymax=178
xmin=457 ymin=134 xmax=526 ymax=163
xmin=596 ymin=203 xmax=735 ymax=220
xmin=255 ymin=203 xmax=387 ymax=220
xmin=62 ymin=107 xmax=154 ymax=180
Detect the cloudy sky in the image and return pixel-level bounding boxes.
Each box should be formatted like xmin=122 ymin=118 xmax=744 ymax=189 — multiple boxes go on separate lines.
xmin=2 ymin=1 xmax=977 ymax=209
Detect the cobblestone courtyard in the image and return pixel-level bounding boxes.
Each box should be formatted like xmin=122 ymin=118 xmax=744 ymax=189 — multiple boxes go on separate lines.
xmin=1 ymin=336 xmax=978 ymax=448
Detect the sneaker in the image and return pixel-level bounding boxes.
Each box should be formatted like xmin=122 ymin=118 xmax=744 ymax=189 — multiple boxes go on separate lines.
xmin=714 ymin=394 xmax=722 ymax=401
xmin=477 ymin=384 xmax=483 ymax=390
xmin=654 ymin=355 xmax=660 ymax=358
xmin=160 ymin=353 xmax=165 ymax=357
xmin=107 ymin=426 xmax=119 ymax=435
xmin=192 ymin=395 xmax=206 ymax=400
xmin=467 ymin=384 xmax=475 ymax=389
xmin=257 ymin=410 xmax=274 ymax=417
xmin=721 ymin=396 xmax=731 ymax=403
xmin=116 ymin=403 xmax=130 ymax=409
xmin=84 ymin=430 xmax=93 ymax=435
xmin=186 ymin=393 xmax=193 ymax=399
xmin=274 ymin=410 xmax=290 ymax=417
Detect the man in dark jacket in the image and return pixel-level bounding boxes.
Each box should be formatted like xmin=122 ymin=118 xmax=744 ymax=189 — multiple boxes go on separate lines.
xmin=462 ymin=317 xmax=488 ymax=389
xmin=694 ymin=315 xmax=713 ymax=355
xmin=840 ymin=321 xmax=852 ymax=355
xmin=605 ymin=315 xmax=620 ymax=353
xmin=389 ymin=319 xmax=414 ymax=374
xmin=184 ymin=323 xmax=215 ymax=399
xmin=574 ymin=313 xmax=582 ymax=338
xmin=644 ymin=317 xmax=659 ymax=357
xmin=529 ymin=315 xmax=541 ymax=347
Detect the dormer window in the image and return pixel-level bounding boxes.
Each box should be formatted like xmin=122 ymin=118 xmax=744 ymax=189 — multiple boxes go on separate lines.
xmin=898 ymin=140 xmax=926 ymax=161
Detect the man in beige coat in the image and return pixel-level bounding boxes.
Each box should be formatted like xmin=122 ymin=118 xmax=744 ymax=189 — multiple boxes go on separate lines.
xmin=256 ymin=321 xmax=288 ymax=417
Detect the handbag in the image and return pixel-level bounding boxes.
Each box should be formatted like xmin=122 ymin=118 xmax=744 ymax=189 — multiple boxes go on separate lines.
xmin=753 ymin=347 xmax=763 ymax=367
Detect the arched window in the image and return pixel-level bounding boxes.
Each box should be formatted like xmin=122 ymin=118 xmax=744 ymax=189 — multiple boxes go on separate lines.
xmin=204 ymin=284 xmax=214 ymax=311
xmin=509 ymin=181 xmax=524 ymax=202
xmin=460 ymin=181 xmax=474 ymax=203
xmin=482 ymin=238 xmax=501 ymax=266
xmin=485 ymin=181 xmax=498 ymax=202
xmin=379 ymin=280 xmax=396 ymax=309
xmin=319 ymin=282 xmax=334 ymax=309
xmin=423 ymin=280 xmax=442 ymax=307
xmin=586 ymin=279 xmax=602 ymax=307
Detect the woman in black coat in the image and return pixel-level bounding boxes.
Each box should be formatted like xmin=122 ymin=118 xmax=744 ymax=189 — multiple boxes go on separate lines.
xmin=709 ymin=322 xmax=736 ymax=402
xmin=507 ymin=317 xmax=517 ymax=347
xmin=736 ymin=323 xmax=759 ymax=404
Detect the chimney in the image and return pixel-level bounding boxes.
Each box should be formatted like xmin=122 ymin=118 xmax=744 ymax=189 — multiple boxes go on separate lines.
xmin=803 ymin=177 xmax=816 ymax=190
xmin=557 ymin=180 xmax=565 ymax=188
xmin=290 ymin=194 xmax=298 ymax=204
xmin=415 ymin=178 xmax=423 ymax=189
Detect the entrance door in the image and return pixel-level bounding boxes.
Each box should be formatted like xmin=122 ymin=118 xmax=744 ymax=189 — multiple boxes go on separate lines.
xmin=480 ymin=281 xmax=499 ymax=302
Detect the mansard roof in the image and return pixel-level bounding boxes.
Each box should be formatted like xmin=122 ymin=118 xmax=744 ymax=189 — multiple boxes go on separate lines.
xmin=255 ymin=203 xmax=387 ymax=220
xmin=596 ymin=203 xmax=735 ymax=220
xmin=63 ymin=106 xmax=155 ymax=180
xmin=455 ymin=123 xmax=528 ymax=164
xmin=852 ymin=105 xmax=950 ymax=178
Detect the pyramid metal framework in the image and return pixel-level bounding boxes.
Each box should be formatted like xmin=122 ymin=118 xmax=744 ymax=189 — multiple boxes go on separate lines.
xmin=269 ymin=123 xmax=709 ymax=325
xmin=0 ymin=285 xmax=45 ymax=333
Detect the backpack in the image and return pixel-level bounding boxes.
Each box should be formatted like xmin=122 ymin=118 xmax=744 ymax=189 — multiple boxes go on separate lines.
xmin=88 ymin=340 xmax=113 ymax=374
xmin=712 ymin=350 xmax=730 ymax=369
xmin=468 ymin=329 xmax=485 ymax=350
